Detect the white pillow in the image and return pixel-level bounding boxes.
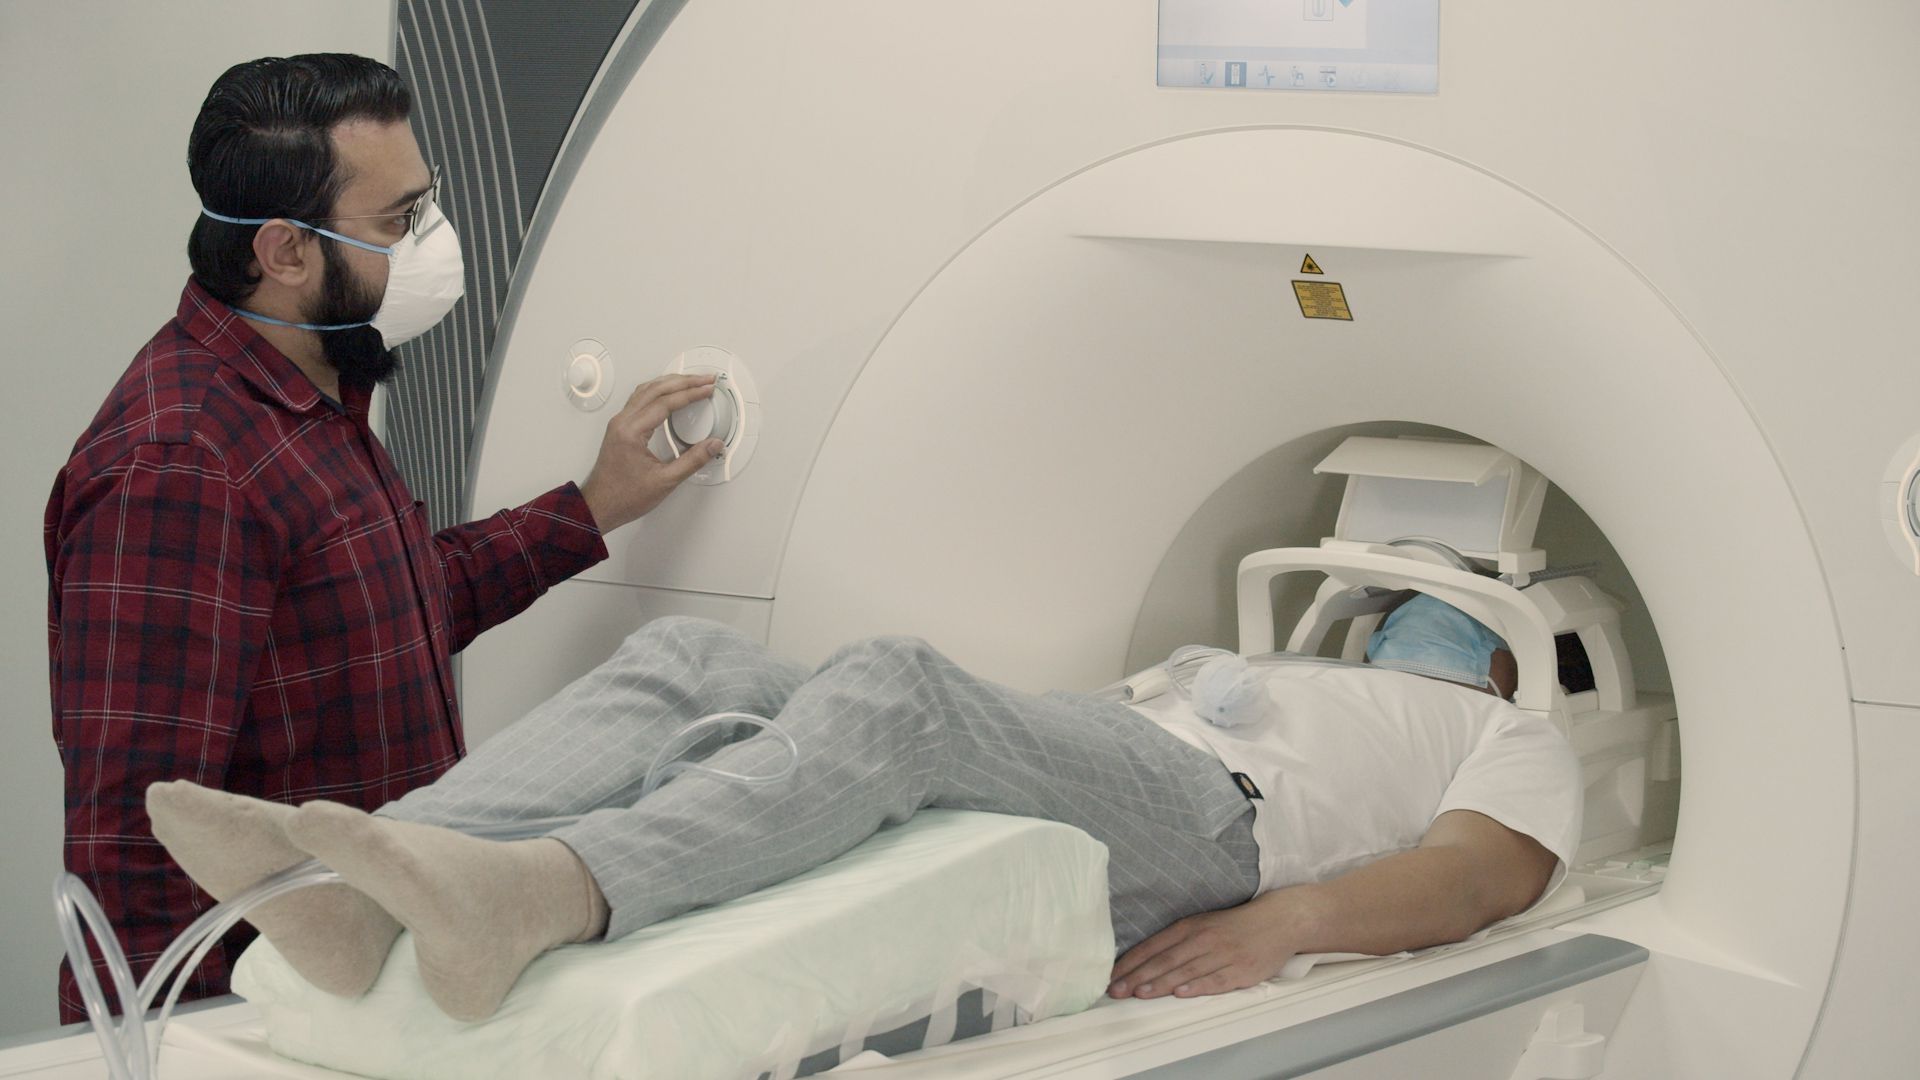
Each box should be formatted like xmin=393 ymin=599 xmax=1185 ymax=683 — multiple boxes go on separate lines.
xmin=233 ymin=810 xmax=1115 ymax=1080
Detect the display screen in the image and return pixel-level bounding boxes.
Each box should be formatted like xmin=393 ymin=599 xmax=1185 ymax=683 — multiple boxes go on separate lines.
xmin=1157 ymin=0 xmax=1440 ymax=94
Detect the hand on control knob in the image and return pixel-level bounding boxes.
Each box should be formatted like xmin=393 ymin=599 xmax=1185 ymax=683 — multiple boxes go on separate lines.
xmin=579 ymin=373 xmax=724 ymax=532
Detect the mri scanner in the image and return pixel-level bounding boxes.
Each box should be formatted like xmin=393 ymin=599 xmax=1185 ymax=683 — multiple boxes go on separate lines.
xmin=446 ymin=2 xmax=1918 ymax=1075
xmin=7 ymin=1 xmax=1917 ymax=1076
xmin=447 ymin=1 xmax=1917 ymax=1074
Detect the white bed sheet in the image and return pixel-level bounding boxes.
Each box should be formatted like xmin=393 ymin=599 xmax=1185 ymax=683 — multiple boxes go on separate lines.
xmin=232 ymin=810 xmax=1115 ymax=1080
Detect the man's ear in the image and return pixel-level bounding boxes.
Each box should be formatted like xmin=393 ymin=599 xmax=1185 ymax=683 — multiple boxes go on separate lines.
xmin=1489 ymin=648 xmax=1519 ymax=701
xmin=251 ymin=220 xmax=316 ymax=289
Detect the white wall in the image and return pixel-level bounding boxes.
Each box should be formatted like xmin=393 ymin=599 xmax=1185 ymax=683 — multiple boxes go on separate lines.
xmin=0 ymin=0 xmax=392 ymax=1039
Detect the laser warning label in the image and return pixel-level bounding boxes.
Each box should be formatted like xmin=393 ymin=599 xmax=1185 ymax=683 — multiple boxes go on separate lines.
xmin=1292 ymin=280 xmax=1353 ymax=321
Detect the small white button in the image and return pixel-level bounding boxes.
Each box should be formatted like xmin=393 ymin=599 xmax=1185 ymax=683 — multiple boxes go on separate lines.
xmin=566 ymin=355 xmax=600 ymax=396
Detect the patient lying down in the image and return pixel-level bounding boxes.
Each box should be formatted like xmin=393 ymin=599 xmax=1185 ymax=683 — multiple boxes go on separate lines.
xmin=149 ymin=595 xmax=1580 ymax=1023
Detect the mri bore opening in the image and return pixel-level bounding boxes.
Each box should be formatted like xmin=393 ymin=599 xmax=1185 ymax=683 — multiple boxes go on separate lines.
xmin=1129 ymin=423 xmax=1681 ymax=873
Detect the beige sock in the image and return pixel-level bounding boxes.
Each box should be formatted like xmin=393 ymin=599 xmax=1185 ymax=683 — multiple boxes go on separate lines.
xmin=144 ymin=781 xmax=403 ymax=997
xmin=285 ymin=800 xmax=608 ymax=1022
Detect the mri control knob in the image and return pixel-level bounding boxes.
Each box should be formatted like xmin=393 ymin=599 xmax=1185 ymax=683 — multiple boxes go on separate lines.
xmin=668 ymin=383 xmax=739 ymax=446
xmin=659 ymin=346 xmax=762 ymax=485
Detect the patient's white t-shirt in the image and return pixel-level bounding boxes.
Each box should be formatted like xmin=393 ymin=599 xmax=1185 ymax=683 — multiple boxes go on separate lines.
xmin=1127 ymin=662 xmax=1582 ymax=900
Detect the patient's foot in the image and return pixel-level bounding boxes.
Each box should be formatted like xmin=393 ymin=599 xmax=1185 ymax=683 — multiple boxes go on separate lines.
xmin=145 ymin=781 xmax=403 ymax=997
xmin=285 ymin=801 xmax=609 ymax=1022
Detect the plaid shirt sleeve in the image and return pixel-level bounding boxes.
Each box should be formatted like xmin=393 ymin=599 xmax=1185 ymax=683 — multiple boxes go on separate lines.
xmin=48 ymin=439 xmax=284 ymax=1019
xmin=431 ymin=482 xmax=607 ymax=653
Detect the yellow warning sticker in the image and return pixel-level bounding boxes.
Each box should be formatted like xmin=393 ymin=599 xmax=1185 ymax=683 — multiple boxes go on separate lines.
xmin=1292 ymin=280 xmax=1352 ymax=321
xmin=1300 ymin=254 xmax=1324 ymax=275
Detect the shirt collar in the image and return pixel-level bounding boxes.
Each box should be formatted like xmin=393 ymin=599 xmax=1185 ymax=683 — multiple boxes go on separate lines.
xmin=177 ymin=278 xmax=369 ymax=419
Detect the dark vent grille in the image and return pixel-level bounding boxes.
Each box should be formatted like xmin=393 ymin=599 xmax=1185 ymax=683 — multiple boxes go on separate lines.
xmin=1555 ymin=632 xmax=1597 ymax=695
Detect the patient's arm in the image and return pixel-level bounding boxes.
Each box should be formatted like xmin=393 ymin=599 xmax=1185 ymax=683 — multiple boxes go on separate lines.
xmin=1107 ymin=809 xmax=1556 ymax=999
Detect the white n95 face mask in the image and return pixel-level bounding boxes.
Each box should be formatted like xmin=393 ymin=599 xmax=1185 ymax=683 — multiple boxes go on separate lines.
xmin=358 ymin=199 xmax=465 ymax=348
xmin=201 ymin=198 xmax=466 ymax=349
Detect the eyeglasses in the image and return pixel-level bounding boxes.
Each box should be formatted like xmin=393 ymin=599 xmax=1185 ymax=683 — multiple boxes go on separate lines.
xmin=311 ymin=164 xmax=442 ymax=239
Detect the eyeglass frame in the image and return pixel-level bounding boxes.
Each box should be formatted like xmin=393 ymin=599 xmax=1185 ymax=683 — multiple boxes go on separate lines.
xmin=307 ymin=164 xmax=443 ymax=239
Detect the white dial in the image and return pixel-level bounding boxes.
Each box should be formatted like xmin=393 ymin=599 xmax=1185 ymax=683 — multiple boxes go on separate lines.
xmin=668 ymin=383 xmax=739 ymax=445
xmin=658 ymin=347 xmax=763 ymax=485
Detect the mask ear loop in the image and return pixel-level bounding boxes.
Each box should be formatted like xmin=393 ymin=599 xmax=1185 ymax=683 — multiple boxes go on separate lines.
xmin=198 ymin=207 xmax=397 ymax=255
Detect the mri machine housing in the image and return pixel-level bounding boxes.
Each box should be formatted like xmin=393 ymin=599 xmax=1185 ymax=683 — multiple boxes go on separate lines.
xmin=450 ymin=2 xmax=1918 ymax=1077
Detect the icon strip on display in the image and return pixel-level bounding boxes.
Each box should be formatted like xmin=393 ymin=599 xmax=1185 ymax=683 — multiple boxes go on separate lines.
xmin=1161 ymin=61 xmax=1435 ymax=93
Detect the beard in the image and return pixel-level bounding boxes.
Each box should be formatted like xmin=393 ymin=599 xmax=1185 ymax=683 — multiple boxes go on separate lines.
xmin=306 ymin=239 xmax=401 ymax=389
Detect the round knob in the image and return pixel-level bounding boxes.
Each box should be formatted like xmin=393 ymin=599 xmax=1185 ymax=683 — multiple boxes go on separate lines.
xmin=566 ymin=355 xmax=601 ymax=397
xmin=668 ymin=383 xmax=738 ymax=446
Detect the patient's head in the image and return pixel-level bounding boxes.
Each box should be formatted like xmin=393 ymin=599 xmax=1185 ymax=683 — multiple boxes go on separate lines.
xmin=1366 ymin=593 xmax=1517 ymax=700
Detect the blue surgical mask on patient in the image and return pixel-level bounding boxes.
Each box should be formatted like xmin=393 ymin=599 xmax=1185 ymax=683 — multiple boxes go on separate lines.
xmin=1366 ymin=593 xmax=1509 ymax=691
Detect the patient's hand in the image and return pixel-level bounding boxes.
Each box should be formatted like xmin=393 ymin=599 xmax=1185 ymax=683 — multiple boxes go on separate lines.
xmin=1109 ymin=811 xmax=1557 ymax=1001
xmin=1106 ymin=897 xmax=1304 ymax=1000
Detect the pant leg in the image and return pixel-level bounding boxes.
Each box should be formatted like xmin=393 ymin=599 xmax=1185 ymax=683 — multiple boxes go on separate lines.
xmin=383 ymin=616 xmax=808 ymax=826
xmin=551 ymin=634 xmax=1260 ymax=952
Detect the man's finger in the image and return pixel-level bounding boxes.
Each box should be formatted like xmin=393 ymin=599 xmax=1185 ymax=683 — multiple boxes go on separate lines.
xmin=623 ymin=373 xmax=715 ymax=412
xmin=1111 ymin=939 xmax=1207 ymax=997
xmin=627 ymin=372 xmax=715 ymax=400
xmin=1175 ymin=967 xmax=1255 ymax=998
xmin=1157 ymin=957 xmax=1237 ymax=998
xmin=625 ymin=382 xmax=719 ymax=435
xmin=1110 ymin=924 xmax=1192 ymax=986
xmin=662 ymin=440 xmax=723 ymax=483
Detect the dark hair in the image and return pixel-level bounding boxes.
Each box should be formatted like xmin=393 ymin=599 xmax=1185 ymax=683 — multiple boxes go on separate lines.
xmin=186 ymin=54 xmax=411 ymax=305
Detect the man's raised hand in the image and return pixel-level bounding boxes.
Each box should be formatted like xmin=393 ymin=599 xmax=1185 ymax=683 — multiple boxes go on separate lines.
xmin=579 ymin=373 xmax=724 ymax=532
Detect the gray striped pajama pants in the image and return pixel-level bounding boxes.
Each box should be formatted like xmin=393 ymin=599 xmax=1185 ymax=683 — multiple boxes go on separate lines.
xmin=384 ymin=616 xmax=1261 ymax=952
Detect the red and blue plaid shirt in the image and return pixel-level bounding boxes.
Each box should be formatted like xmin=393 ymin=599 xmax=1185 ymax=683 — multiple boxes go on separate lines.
xmin=46 ymin=279 xmax=607 ymax=1022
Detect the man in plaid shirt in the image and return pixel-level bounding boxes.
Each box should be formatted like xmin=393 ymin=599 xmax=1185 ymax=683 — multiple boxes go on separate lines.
xmin=44 ymin=53 xmax=724 ymax=1023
